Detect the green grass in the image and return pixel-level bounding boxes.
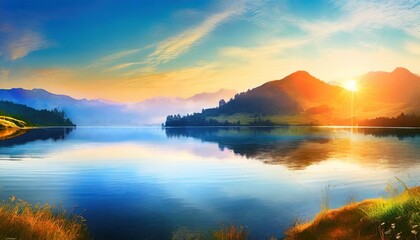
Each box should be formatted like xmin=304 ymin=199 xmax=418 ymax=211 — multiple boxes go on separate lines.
xmin=360 ymin=187 xmax=420 ymax=239
xmin=285 ymin=186 xmax=420 ymax=240
xmin=0 ymin=196 xmax=89 ymax=240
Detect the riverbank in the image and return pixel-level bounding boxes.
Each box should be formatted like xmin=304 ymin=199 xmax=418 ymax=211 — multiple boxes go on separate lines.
xmin=285 ymin=186 xmax=419 ymax=240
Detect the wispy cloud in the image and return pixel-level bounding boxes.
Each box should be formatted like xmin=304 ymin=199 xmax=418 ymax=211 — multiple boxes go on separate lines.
xmin=147 ymin=7 xmax=242 ymax=65
xmin=0 ymin=25 xmax=49 ymax=60
xmin=114 ymin=2 xmax=246 ymax=76
xmin=106 ymin=61 xmax=145 ymax=71
xmin=246 ymin=0 xmax=420 ymax=48
xmin=296 ymin=0 xmax=420 ymax=40
xmin=87 ymin=48 xmax=143 ymax=68
xmin=221 ymin=38 xmax=308 ymax=59
xmin=338 ymin=0 xmax=419 ymax=37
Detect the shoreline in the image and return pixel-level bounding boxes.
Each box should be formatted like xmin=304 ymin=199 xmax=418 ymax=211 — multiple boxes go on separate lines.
xmin=285 ymin=186 xmax=420 ymax=240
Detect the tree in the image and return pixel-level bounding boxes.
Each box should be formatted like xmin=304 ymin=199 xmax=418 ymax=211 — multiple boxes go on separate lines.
xmin=218 ymin=99 xmax=226 ymax=107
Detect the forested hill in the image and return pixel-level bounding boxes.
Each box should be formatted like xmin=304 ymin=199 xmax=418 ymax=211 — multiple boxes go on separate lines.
xmin=0 ymin=101 xmax=75 ymax=127
xmin=165 ymin=68 xmax=420 ymax=127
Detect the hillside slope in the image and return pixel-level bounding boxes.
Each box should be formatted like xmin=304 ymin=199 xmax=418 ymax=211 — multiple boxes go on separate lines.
xmin=0 ymin=101 xmax=74 ymax=127
xmin=166 ymin=68 xmax=420 ymax=126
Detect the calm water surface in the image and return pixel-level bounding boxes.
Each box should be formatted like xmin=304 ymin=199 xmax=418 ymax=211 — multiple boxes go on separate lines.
xmin=0 ymin=127 xmax=419 ymax=239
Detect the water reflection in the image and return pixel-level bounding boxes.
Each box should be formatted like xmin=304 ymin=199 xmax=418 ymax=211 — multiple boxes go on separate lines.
xmin=165 ymin=127 xmax=420 ymax=170
xmin=0 ymin=127 xmax=74 ymax=147
xmin=0 ymin=128 xmax=27 ymax=140
xmin=0 ymin=127 xmax=419 ymax=239
xmin=358 ymin=127 xmax=420 ymax=140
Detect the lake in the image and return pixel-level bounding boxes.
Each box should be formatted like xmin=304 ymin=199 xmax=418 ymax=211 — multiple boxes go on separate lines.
xmin=0 ymin=127 xmax=419 ymax=239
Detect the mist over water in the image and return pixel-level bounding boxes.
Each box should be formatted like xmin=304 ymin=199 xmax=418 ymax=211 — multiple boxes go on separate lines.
xmin=0 ymin=127 xmax=419 ymax=239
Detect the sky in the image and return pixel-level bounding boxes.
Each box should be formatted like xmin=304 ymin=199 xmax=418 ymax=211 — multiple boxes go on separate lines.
xmin=0 ymin=0 xmax=419 ymax=102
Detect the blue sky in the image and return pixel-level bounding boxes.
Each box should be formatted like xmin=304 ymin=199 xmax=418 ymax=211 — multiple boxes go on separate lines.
xmin=0 ymin=0 xmax=419 ymax=101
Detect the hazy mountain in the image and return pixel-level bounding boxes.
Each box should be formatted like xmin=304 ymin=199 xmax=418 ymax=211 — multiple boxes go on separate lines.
xmin=357 ymin=67 xmax=420 ymax=116
xmin=0 ymin=88 xmax=130 ymax=125
xmin=0 ymin=88 xmax=236 ymax=125
xmin=127 ymin=88 xmax=236 ymax=123
xmin=359 ymin=67 xmax=420 ymax=102
xmin=166 ymin=67 xmax=420 ymax=126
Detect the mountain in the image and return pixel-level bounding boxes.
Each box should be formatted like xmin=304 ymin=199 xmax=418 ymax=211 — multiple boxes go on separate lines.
xmin=357 ymin=67 xmax=420 ymax=117
xmin=167 ymin=71 xmax=353 ymax=126
xmin=359 ymin=67 xmax=420 ymax=102
xmin=0 ymin=88 xmax=236 ymax=125
xmin=127 ymin=88 xmax=236 ymax=123
xmin=249 ymin=71 xmax=347 ymax=113
xmin=166 ymin=67 xmax=420 ymax=126
xmin=0 ymin=88 xmax=130 ymax=125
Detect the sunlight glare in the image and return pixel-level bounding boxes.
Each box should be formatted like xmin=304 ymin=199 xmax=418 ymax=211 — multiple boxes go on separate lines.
xmin=344 ymin=80 xmax=357 ymax=92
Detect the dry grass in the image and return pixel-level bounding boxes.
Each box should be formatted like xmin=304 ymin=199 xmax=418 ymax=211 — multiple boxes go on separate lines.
xmin=213 ymin=225 xmax=250 ymax=240
xmin=0 ymin=196 xmax=89 ymax=240
xmin=0 ymin=116 xmax=27 ymax=128
xmin=285 ymin=186 xmax=420 ymax=240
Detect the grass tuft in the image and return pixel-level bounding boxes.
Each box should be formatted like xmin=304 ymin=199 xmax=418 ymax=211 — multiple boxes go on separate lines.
xmin=285 ymin=186 xmax=420 ymax=240
xmin=361 ymin=187 xmax=420 ymax=240
xmin=213 ymin=225 xmax=250 ymax=240
xmin=0 ymin=196 xmax=89 ymax=240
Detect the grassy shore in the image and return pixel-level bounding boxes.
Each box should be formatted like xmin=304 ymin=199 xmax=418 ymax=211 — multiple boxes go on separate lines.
xmin=1 ymin=187 xmax=418 ymax=239
xmin=285 ymin=186 xmax=420 ymax=240
xmin=0 ymin=196 xmax=88 ymax=240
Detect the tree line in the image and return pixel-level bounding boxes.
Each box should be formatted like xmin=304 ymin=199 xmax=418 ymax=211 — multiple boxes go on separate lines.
xmin=359 ymin=113 xmax=420 ymax=127
xmin=0 ymin=101 xmax=75 ymax=127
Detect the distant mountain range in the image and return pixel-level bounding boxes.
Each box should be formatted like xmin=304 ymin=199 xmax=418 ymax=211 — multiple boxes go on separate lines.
xmin=0 ymin=88 xmax=236 ymax=125
xmin=166 ymin=67 xmax=420 ymax=126
xmin=2 ymin=67 xmax=418 ymax=126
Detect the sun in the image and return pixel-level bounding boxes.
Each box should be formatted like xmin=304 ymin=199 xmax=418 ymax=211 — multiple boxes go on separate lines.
xmin=344 ymin=80 xmax=357 ymax=92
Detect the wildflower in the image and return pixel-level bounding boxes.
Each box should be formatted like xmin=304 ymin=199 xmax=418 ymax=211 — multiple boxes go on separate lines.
xmin=391 ymin=223 xmax=396 ymax=229
xmin=413 ymin=225 xmax=419 ymax=229
xmin=412 ymin=230 xmax=418 ymax=235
